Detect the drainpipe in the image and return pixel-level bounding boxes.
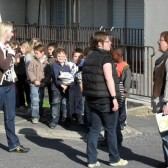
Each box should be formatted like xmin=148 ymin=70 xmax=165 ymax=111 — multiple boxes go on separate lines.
xmin=38 ymin=0 xmax=41 ymax=25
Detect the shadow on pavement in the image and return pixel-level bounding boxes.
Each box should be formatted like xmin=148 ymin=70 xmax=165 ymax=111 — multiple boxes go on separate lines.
xmin=20 ymin=128 xmax=87 ymax=166
xmin=0 ymin=143 xmax=9 ymax=152
xmin=98 ymin=144 xmax=161 ymax=167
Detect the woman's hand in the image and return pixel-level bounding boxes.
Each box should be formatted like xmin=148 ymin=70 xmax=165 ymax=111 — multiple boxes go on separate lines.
xmin=162 ymin=105 xmax=168 ymax=115
xmin=112 ymin=98 xmax=119 ymax=111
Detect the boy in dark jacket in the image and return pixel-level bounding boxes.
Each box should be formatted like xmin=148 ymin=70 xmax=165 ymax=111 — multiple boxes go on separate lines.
xmin=49 ymin=48 xmax=71 ymax=129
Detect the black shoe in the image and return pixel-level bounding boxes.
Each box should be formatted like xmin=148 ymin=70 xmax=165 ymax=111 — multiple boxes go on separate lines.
xmin=157 ymin=162 xmax=168 ymax=168
xmin=100 ymin=140 xmax=107 ymax=147
xmin=120 ymin=124 xmax=125 ymax=130
xmin=61 ymin=118 xmax=67 ymax=124
xmin=10 ymin=145 xmax=30 ymax=153
xmin=49 ymin=122 xmax=57 ymax=129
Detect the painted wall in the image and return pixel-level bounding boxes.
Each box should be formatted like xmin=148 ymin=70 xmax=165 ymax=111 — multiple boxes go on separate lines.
xmin=0 ymin=0 xmax=25 ymax=24
xmin=27 ymin=0 xmax=40 ymax=24
xmin=143 ymin=0 xmax=168 ymax=95
xmin=144 ymin=0 xmax=168 ymax=58
xmin=80 ymin=0 xmax=108 ymax=27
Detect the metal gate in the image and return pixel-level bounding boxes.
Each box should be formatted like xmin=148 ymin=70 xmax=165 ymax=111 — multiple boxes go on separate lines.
xmin=14 ymin=24 xmax=154 ymax=97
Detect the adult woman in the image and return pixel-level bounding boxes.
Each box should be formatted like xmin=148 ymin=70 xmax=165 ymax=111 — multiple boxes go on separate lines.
xmin=153 ymin=31 xmax=168 ymax=168
xmin=82 ymin=31 xmax=128 ymax=167
xmin=0 ymin=21 xmax=30 ymax=153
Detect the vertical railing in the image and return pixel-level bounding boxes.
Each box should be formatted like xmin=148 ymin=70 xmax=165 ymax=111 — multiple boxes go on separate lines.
xmin=14 ymin=24 xmax=144 ymax=45
xmin=13 ymin=24 xmax=154 ymax=97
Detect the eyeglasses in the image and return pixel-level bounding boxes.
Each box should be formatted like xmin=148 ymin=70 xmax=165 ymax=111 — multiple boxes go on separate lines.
xmin=104 ymin=40 xmax=111 ymax=43
xmin=158 ymin=39 xmax=165 ymax=42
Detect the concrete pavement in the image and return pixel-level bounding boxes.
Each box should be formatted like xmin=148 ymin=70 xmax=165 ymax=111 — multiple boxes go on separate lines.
xmin=0 ymin=104 xmax=153 ymax=140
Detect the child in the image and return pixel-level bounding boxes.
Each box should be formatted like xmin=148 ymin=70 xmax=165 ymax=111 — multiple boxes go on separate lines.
xmin=47 ymin=42 xmax=58 ymax=64
xmin=27 ymin=44 xmax=51 ymax=124
xmin=68 ymin=48 xmax=84 ymax=125
xmin=13 ymin=41 xmax=32 ymax=111
xmin=46 ymin=42 xmax=59 ymax=109
xmin=8 ymin=40 xmax=22 ymax=109
xmin=112 ymin=47 xmax=132 ymax=130
xmin=49 ymin=48 xmax=71 ymax=129
xmin=20 ymin=41 xmax=34 ymax=78
xmin=29 ymin=37 xmax=42 ymax=56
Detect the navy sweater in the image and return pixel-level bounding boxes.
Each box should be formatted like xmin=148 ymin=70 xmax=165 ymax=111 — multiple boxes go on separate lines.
xmin=51 ymin=61 xmax=71 ymax=91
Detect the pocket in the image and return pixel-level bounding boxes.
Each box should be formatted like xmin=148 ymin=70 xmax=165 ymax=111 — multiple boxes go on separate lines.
xmin=89 ymin=104 xmax=111 ymax=113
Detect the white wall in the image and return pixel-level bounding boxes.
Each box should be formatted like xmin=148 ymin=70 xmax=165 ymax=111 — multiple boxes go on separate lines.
xmin=144 ymin=0 xmax=168 ymax=58
xmin=80 ymin=0 xmax=108 ymax=27
xmin=144 ymin=0 xmax=168 ymax=93
xmin=0 ymin=0 xmax=25 ymax=24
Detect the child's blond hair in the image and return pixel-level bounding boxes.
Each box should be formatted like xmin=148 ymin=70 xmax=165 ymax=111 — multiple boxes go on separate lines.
xmin=20 ymin=41 xmax=31 ymax=54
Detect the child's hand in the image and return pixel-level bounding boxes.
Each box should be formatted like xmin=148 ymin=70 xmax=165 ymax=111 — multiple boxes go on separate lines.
xmin=15 ymin=53 xmax=21 ymax=63
xmin=34 ymin=80 xmax=41 ymax=86
xmin=124 ymin=92 xmax=127 ymax=99
xmin=61 ymin=84 xmax=68 ymax=93
xmin=40 ymin=83 xmax=46 ymax=87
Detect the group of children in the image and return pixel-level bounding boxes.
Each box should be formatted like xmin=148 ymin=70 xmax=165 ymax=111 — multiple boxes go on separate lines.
xmin=11 ymin=38 xmax=131 ymax=134
xmin=12 ymin=39 xmax=85 ymax=129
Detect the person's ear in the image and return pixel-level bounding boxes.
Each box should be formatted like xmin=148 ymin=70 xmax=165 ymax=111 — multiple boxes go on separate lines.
xmin=98 ymin=41 xmax=103 ymax=48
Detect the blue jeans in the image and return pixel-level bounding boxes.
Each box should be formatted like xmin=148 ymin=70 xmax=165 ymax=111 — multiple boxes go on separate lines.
xmin=118 ymin=99 xmax=127 ymax=125
xmin=0 ymin=84 xmax=20 ymax=151
xmin=30 ymin=85 xmax=45 ymax=119
xmin=69 ymin=83 xmax=83 ymax=123
xmin=87 ymin=103 xmax=120 ymax=164
xmin=51 ymin=90 xmax=68 ymax=123
xmin=84 ymin=97 xmax=91 ymax=129
xmin=161 ymin=132 xmax=168 ymax=165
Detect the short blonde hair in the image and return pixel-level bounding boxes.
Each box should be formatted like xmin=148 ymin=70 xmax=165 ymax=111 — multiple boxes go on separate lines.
xmin=20 ymin=40 xmax=31 ymax=54
xmin=0 ymin=21 xmax=13 ymax=40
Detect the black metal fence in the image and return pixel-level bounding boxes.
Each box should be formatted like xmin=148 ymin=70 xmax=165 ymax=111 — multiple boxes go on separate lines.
xmin=14 ymin=24 xmax=144 ymax=54
xmin=14 ymin=24 xmax=154 ymax=97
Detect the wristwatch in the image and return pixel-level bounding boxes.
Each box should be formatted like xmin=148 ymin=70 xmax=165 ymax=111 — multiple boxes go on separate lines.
xmin=112 ymin=96 xmax=117 ymax=100
xmin=164 ymin=102 xmax=168 ymax=106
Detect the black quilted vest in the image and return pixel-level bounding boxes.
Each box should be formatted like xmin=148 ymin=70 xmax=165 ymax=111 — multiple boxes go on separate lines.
xmin=82 ymin=48 xmax=120 ymax=98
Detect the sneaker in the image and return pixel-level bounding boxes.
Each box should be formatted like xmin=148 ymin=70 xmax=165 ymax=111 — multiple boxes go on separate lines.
xmin=32 ymin=118 xmax=39 ymax=124
xmin=110 ymin=159 xmax=128 ymax=166
xmin=120 ymin=123 xmax=126 ymax=130
xmin=49 ymin=122 xmax=57 ymax=129
xmin=88 ymin=161 xmax=100 ymax=168
xmin=10 ymin=145 xmax=30 ymax=153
